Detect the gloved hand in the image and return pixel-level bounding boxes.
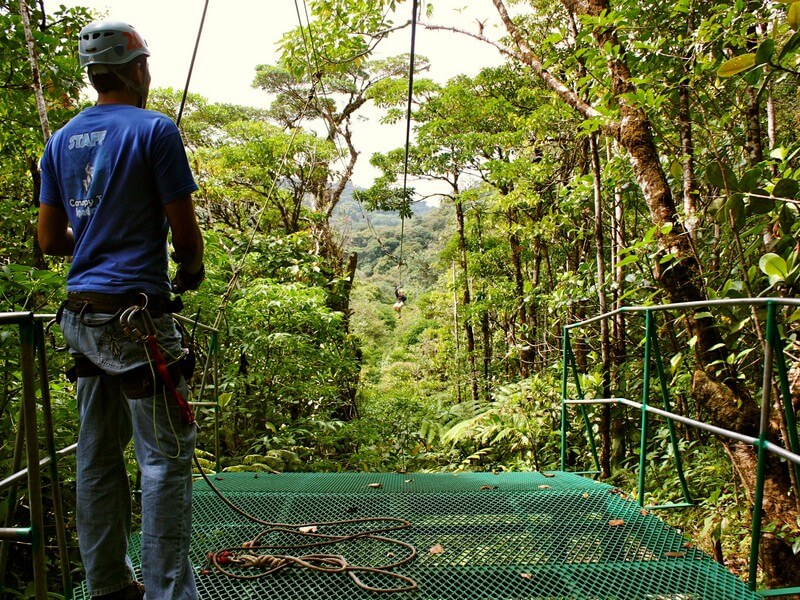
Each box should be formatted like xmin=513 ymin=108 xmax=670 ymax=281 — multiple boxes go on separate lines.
xmin=171 ymin=263 xmax=205 ymax=294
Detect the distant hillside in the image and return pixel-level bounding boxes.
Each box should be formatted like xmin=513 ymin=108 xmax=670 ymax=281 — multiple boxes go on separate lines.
xmin=331 ymin=183 xmax=435 ymax=231
xmin=332 ymin=184 xmax=453 ymax=290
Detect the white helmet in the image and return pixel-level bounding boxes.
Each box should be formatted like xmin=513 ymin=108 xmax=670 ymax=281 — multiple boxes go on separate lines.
xmin=78 ymin=21 xmax=150 ymax=68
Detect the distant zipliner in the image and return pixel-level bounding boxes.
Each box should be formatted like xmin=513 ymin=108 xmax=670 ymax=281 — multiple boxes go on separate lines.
xmin=394 ymin=286 xmax=407 ymax=317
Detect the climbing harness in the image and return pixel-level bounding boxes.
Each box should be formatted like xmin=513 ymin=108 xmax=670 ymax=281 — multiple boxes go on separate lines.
xmin=119 ymin=296 xmax=195 ymax=425
xmin=60 ymin=292 xmax=195 ymax=425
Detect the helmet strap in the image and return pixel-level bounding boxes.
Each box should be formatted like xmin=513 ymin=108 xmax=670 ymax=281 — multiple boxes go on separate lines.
xmin=115 ymin=71 xmax=149 ymax=109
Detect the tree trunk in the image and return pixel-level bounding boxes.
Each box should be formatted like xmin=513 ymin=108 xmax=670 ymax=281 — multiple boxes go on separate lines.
xmin=455 ymin=198 xmax=480 ymax=409
xmin=678 ymin=67 xmax=698 ymax=240
xmin=609 ymin=141 xmax=627 ymax=466
xmin=590 ymin=133 xmax=612 ymax=478
xmin=745 ymin=87 xmax=764 ymax=166
xmin=508 ymin=207 xmax=531 ymax=377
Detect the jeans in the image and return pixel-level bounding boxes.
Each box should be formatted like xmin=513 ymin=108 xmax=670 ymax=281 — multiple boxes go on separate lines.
xmin=60 ymin=308 xmax=198 ymax=599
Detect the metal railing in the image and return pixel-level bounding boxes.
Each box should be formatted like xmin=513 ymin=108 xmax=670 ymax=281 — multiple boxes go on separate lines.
xmin=0 ymin=311 xmax=222 ymax=599
xmin=0 ymin=312 xmax=71 ymax=600
xmin=560 ymin=298 xmax=800 ymax=598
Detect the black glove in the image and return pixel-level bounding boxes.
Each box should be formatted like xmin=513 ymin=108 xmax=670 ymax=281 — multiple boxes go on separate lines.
xmin=171 ymin=263 xmax=205 ymax=294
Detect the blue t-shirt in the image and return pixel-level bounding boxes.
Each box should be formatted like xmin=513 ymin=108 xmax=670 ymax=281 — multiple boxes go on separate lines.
xmin=39 ymin=104 xmax=199 ymax=295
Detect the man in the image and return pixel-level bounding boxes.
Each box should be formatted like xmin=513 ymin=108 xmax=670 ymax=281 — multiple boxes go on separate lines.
xmin=38 ymin=21 xmax=204 ymax=600
xmin=393 ymin=286 xmax=407 ymax=317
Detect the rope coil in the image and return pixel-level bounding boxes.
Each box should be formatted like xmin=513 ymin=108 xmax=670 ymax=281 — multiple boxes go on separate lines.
xmin=196 ymin=459 xmax=419 ymax=593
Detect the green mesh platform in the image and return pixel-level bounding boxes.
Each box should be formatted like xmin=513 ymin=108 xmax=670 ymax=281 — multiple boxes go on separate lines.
xmin=73 ymin=471 xmax=758 ymax=599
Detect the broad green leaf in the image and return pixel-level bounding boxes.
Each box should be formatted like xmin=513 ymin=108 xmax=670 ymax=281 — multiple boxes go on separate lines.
xmin=759 ymin=253 xmax=789 ymax=281
xmin=706 ymin=162 xmax=724 ymax=188
xmin=707 ymin=161 xmax=738 ymax=190
xmin=721 ymin=279 xmax=746 ymax=298
xmin=773 ymin=178 xmax=800 ymax=199
xmin=747 ymin=190 xmax=774 ymax=214
xmin=728 ymin=193 xmax=746 ymax=230
xmin=616 ymin=254 xmax=638 ymax=268
xmin=743 ymin=66 xmax=764 ymax=86
xmin=771 ymin=146 xmax=789 ymax=160
xmin=780 ymin=205 xmax=797 ymax=234
xmin=778 ymin=31 xmax=800 ymax=60
xmin=739 ymin=168 xmax=762 ymax=192
xmin=790 ymin=2 xmax=800 ymax=29
xmin=669 ymin=160 xmax=683 ymax=179
xmin=717 ymin=53 xmax=756 ymax=77
xmin=755 ymin=39 xmax=775 ymax=65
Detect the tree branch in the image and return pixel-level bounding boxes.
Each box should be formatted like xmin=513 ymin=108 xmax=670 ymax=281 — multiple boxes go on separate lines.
xmin=490 ymin=0 xmax=605 ymax=122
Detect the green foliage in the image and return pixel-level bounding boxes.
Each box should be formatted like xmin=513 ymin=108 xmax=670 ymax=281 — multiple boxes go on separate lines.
xmin=441 ymin=377 xmax=563 ymax=471
xmin=717 ymin=4 xmax=800 ymax=81
xmin=0 ymin=3 xmax=91 ymax=295
xmin=4 ymin=0 xmax=800 ymax=593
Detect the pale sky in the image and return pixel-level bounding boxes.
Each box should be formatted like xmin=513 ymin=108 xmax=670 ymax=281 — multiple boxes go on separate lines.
xmin=47 ymin=0 xmax=504 ymax=186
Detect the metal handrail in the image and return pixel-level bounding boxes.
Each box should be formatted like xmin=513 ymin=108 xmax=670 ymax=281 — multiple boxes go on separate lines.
xmin=560 ymin=298 xmax=800 ymax=598
xmin=0 ymin=310 xmax=222 ymax=599
xmin=564 ymin=296 xmax=800 ymax=330
xmin=0 ymin=443 xmax=78 ymax=493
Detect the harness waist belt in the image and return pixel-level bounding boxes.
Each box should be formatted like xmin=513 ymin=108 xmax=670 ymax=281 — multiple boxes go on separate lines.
xmin=64 ymin=292 xmax=182 ymax=316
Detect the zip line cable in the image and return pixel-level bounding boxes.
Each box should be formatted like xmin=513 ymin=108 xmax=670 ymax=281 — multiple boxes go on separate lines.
xmin=293 ymin=0 xmax=405 ymax=266
xmin=176 ymin=1 xmax=321 ymax=399
xmin=397 ymin=0 xmax=420 ymax=288
xmin=292 ymin=0 xmax=418 ymax=283
xmin=176 ymin=0 xmax=210 ymax=127
xmin=172 ymin=0 xmax=424 ymax=405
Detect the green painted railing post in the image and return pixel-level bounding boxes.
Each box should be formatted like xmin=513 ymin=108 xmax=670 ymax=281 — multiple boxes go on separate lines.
xmin=564 ymin=334 xmax=601 ymax=474
xmin=748 ymin=302 xmax=777 ymax=591
xmin=34 ymin=322 xmax=72 ymax=599
xmin=768 ymin=308 xmax=800 ymax=491
xmin=19 ymin=318 xmax=48 ymax=600
xmin=560 ymin=327 xmax=568 ymax=471
xmin=0 ymin=397 xmax=26 ymax=593
xmin=210 ymin=331 xmax=222 ymax=473
xmin=637 ymin=310 xmax=653 ymax=507
xmin=649 ymin=315 xmax=693 ymax=505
